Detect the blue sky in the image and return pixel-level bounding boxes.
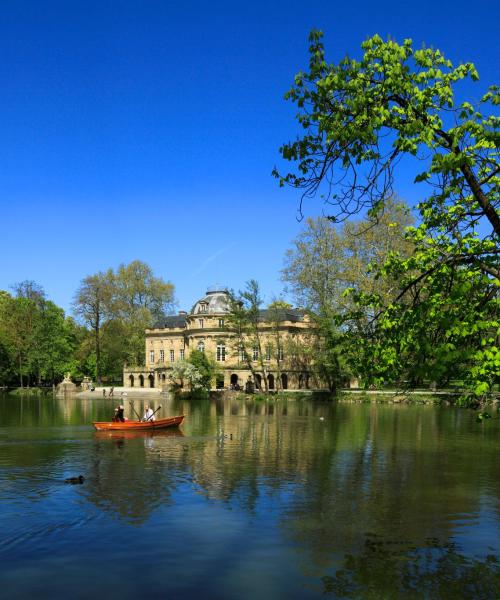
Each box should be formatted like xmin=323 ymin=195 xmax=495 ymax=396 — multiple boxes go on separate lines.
xmin=0 ymin=0 xmax=498 ymax=313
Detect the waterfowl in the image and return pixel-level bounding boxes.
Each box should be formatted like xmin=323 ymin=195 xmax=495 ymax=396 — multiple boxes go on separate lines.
xmin=64 ymin=475 xmax=85 ymax=484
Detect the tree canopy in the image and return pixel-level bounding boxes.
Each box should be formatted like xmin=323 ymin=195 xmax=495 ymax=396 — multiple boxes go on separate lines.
xmin=276 ymin=32 xmax=499 ymax=399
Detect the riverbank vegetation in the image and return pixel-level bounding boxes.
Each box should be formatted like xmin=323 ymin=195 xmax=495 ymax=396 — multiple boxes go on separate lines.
xmin=0 ymin=261 xmax=174 ymax=388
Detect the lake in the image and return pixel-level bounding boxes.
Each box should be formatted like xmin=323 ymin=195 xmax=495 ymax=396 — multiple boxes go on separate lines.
xmin=0 ymin=393 xmax=498 ymax=599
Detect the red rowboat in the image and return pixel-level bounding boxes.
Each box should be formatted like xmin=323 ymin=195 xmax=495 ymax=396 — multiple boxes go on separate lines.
xmin=92 ymin=415 xmax=185 ymax=431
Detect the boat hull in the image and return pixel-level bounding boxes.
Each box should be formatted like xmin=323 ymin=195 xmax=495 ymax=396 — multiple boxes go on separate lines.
xmin=92 ymin=415 xmax=185 ymax=431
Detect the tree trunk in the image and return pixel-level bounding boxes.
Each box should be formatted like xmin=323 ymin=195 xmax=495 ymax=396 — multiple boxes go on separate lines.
xmin=19 ymin=354 xmax=23 ymax=388
xmin=95 ymin=322 xmax=101 ymax=385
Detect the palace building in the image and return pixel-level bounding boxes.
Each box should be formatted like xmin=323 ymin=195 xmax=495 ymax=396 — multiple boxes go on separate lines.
xmin=123 ymin=286 xmax=325 ymax=392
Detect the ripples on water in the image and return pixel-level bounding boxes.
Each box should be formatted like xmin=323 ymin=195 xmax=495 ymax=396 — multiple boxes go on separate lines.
xmin=0 ymin=394 xmax=498 ymax=599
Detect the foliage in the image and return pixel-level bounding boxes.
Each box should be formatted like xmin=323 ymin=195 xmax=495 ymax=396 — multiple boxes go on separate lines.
xmin=187 ymin=349 xmax=220 ymax=390
xmin=283 ymin=197 xmax=414 ymax=316
xmin=73 ymin=260 xmax=175 ymax=382
xmin=72 ymin=270 xmax=114 ymax=384
xmin=227 ymin=280 xmax=269 ymax=391
xmin=168 ymin=360 xmax=204 ymax=392
xmin=113 ymin=260 xmax=175 ymax=365
xmin=0 ymin=283 xmax=80 ymax=386
xmin=283 ymin=200 xmax=413 ymax=388
xmin=276 ymin=31 xmax=499 ymax=399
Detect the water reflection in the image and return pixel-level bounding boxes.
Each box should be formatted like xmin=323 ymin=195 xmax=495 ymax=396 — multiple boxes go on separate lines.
xmin=0 ymin=393 xmax=498 ymax=598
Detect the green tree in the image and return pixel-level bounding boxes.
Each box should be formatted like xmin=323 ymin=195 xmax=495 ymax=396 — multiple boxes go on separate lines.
xmin=275 ymin=32 xmax=499 ymax=399
xmin=73 ymin=270 xmax=114 ymax=385
xmin=168 ymin=360 xmax=203 ymax=392
xmin=187 ymin=349 xmax=219 ymax=391
xmin=283 ymin=198 xmax=414 ymax=315
xmin=227 ymin=280 xmax=269 ymax=392
xmin=73 ymin=261 xmax=175 ymax=383
xmin=113 ymin=260 xmax=175 ymax=366
xmin=282 ymin=199 xmax=414 ymax=387
xmin=0 ymin=283 xmax=80 ymax=387
xmin=31 ymin=301 xmax=79 ymax=386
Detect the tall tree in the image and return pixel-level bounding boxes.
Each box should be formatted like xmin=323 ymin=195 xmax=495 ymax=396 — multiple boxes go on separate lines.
xmin=275 ymin=32 xmax=499 ymax=398
xmin=227 ymin=280 xmax=269 ymax=392
xmin=73 ymin=270 xmax=114 ymax=385
xmin=283 ymin=198 xmax=414 ymax=317
xmin=73 ymin=261 xmax=175 ymax=382
xmin=114 ymin=260 xmax=175 ymax=365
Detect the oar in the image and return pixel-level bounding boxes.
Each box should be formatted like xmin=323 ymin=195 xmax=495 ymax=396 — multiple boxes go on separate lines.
xmin=129 ymin=401 xmax=142 ymax=422
xmin=146 ymin=405 xmax=162 ymax=422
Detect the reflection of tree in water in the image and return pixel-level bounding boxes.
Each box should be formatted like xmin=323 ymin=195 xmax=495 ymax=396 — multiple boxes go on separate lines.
xmin=82 ymin=432 xmax=189 ymax=524
xmin=276 ymin=406 xmax=500 ymax=596
xmin=321 ymin=536 xmax=499 ymax=599
xmin=182 ymin=399 xmax=339 ymax=512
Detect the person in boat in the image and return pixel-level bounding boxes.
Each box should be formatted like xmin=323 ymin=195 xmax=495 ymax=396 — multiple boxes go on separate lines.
xmin=114 ymin=404 xmax=125 ymax=422
xmin=143 ymin=404 xmax=155 ymax=422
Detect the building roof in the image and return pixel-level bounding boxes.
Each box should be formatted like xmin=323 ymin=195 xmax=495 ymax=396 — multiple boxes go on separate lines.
xmin=257 ymin=308 xmax=307 ymax=323
xmin=153 ymin=314 xmax=187 ymax=329
xmin=151 ymin=296 xmax=307 ymax=330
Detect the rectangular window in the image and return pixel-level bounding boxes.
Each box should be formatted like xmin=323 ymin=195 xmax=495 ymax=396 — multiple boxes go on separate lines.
xmin=149 ymin=350 xmax=154 ymax=364
xmin=159 ymin=349 xmax=164 ymax=363
xmin=170 ymin=349 xmax=175 ymax=363
xmin=180 ymin=349 xmax=185 ymax=360
xmin=218 ymin=318 xmax=224 ymax=328
xmin=199 ymin=319 xmax=204 ymax=329
xmin=216 ymin=344 xmax=226 ymax=362
xmin=252 ymin=347 xmax=258 ymax=361
xmin=266 ymin=344 xmax=272 ymax=361
xmin=278 ymin=347 xmax=284 ymax=361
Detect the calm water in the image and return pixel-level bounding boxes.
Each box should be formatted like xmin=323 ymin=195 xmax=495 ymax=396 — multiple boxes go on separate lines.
xmin=0 ymin=393 xmax=498 ymax=599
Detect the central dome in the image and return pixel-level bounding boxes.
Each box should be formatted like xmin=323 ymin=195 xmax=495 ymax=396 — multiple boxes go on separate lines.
xmin=190 ymin=288 xmax=230 ymax=315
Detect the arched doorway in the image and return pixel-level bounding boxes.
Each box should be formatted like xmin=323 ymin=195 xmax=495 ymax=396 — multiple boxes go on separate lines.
xmin=281 ymin=373 xmax=288 ymax=390
xmin=139 ymin=374 xmax=144 ymax=388
xmin=230 ymin=374 xmax=239 ymax=390
xmin=267 ymin=373 xmax=275 ymax=390
xmin=255 ymin=374 xmax=262 ymax=390
xmin=161 ymin=374 xmax=166 ymax=383
xmin=148 ymin=374 xmax=154 ymax=388
xmin=129 ymin=374 xmax=134 ymax=387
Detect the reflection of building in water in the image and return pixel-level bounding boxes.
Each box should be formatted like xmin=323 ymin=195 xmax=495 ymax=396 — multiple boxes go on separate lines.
xmin=124 ymin=286 xmax=327 ymax=391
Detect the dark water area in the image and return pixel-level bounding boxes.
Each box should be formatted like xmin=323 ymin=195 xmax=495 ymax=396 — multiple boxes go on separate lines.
xmin=0 ymin=393 xmax=498 ymax=599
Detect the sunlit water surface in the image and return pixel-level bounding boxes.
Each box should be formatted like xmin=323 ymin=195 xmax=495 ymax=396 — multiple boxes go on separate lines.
xmin=0 ymin=393 xmax=498 ymax=599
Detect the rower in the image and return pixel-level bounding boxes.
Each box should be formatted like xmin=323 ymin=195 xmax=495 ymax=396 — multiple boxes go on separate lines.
xmin=114 ymin=405 xmax=125 ymax=422
xmin=143 ymin=404 xmax=155 ymax=422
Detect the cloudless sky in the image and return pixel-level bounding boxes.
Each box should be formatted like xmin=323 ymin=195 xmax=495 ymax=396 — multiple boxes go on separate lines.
xmin=0 ymin=0 xmax=498 ymax=313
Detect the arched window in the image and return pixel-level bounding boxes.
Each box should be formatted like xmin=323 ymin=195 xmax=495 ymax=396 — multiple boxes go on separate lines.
xmin=139 ymin=374 xmax=144 ymax=388
xmin=129 ymin=374 xmax=135 ymax=388
xmin=255 ymin=374 xmax=262 ymax=390
xmin=198 ymin=341 xmax=205 ymax=353
xmin=148 ymin=374 xmax=155 ymax=388
xmin=281 ymin=373 xmax=288 ymax=390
